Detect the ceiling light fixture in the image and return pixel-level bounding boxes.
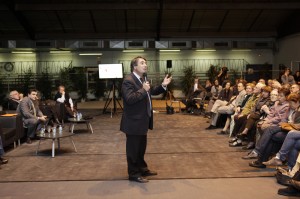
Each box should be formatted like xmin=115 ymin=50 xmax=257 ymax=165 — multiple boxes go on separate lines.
xmin=122 ymin=49 xmax=145 ymax=53
xmin=11 ymin=51 xmax=34 ymax=54
xmin=50 ymin=51 xmax=71 ymax=54
xmin=195 ymin=49 xmax=216 ymax=52
xmin=159 ymin=49 xmax=181 ymax=52
xmin=79 ymin=53 xmax=103 ymax=56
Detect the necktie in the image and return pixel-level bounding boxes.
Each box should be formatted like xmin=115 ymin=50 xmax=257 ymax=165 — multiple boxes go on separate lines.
xmin=140 ymin=77 xmax=152 ymax=117
xmin=31 ymin=100 xmax=37 ymax=117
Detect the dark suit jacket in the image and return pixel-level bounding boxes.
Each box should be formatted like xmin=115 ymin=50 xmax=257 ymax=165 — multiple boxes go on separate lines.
xmin=120 ymin=73 xmax=165 ymax=135
xmin=17 ymin=97 xmax=43 ymax=125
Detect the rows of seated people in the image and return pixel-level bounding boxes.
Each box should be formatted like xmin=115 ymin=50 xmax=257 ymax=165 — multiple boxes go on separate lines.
xmin=184 ymin=67 xmax=300 ymax=196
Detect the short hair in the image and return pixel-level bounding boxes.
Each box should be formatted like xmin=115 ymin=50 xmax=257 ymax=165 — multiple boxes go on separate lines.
xmin=287 ymin=93 xmax=300 ymax=102
xmin=58 ymin=85 xmax=65 ymax=89
xmin=262 ymin=86 xmax=272 ymax=93
xmin=28 ymin=89 xmax=37 ymax=94
xmin=246 ymin=83 xmax=255 ymax=89
xmin=9 ymin=90 xmax=18 ymax=97
xmin=130 ymin=56 xmax=146 ymax=72
xmin=278 ymin=88 xmax=290 ymax=97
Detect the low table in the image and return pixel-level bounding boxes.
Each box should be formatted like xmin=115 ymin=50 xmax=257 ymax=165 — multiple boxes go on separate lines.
xmin=36 ymin=131 xmax=77 ymax=158
xmin=68 ymin=118 xmax=94 ymax=134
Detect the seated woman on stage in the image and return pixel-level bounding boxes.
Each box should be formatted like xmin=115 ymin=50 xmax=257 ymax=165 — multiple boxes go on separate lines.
xmin=54 ymin=85 xmax=77 ymax=118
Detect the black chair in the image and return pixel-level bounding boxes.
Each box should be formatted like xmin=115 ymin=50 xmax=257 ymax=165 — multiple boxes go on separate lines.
xmin=0 ymin=114 xmax=24 ymax=148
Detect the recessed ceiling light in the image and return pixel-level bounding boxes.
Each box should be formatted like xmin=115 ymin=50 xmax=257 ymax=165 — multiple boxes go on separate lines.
xmin=11 ymin=51 xmax=34 ymax=54
xmin=79 ymin=53 xmax=103 ymax=56
xmin=122 ymin=49 xmax=145 ymax=53
xmin=159 ymin=49 xmax=181 ymax=52
xmin=50 ymin=51 xmax=71 ymax=54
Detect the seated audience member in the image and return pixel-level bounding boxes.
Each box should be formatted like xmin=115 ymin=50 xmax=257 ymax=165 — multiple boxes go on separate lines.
xmin=263 ymin=94 xmax=300 ymax=169
xmin=294 ymin=71 xmax=300 ymax=84
xmin=290 ymin=84 xmax=300 ymax=94
xmin=207 ymin=82 xmax=246 ymax=130
xmin=8 ymin=90 xmax=21 ymax=110
xmin=205 ymin=79 xmax=222 ymax=118
xmin=267 ymin=79 xmax=273 ymax=87
xmin=232 ymin=79 xmax=240 ymax=96
xmin=281 ymin=68 xmax=295 ymax=85
xmin=228 ymin=83 xmax=265 ymax=139
xmin=243 ymin=88 xmax=291 ymax=168
xmin=205 ymin=81 xmax=233 ymax=128
xmin=204 ymin=79 xmax=212 ymax=93
xmin=229 ymin=86 xmax=272 ymax=147
xmin=272 ymin=80 xmax=282 ymax=91
xmin=17 ymin=89 xmax=47 ymax=144
xmin=258 ymin=79 xmax=266 ymax=85
xmin=217 ymin=66 xmax=229 ymax=87
xmin=54 ymin=85 xmax=77 ymax=117
xmin=219 ymin=83 xmax=254 ymax=135
xmin=282 ymin=84 xmax=291 ymax=90
xmin=0 ymin=136 xmax=8 ymax=167
xmin=182 ymin=77 xmax=205 ymax=113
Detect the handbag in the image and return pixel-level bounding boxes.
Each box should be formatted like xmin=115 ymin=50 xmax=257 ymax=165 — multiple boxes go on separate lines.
xmin=166 ymin=91 xmax=174 ymax=114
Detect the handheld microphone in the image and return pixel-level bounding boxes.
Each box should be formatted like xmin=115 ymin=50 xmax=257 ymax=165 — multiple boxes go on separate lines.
xmin=143 ymin=73 xmax=148 ymax=83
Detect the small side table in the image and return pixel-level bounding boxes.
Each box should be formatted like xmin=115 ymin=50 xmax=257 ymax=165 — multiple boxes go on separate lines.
xmin=68 ymin=118 xmax=94 ymax=134
xmin=36 ymin=131 xmax=77 ymax=158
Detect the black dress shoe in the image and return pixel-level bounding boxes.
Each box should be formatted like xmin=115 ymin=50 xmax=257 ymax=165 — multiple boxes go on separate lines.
xmin=229 ymin=137 xmax=238 ymax=143
xmin=229 ymin=139 xmax=242 ymax=147
xmin=249 ymin=160 xmax=266 ymax=168
xmin=205 ymin=125 xmax=217 ymax=130
xmin=278 ymin=186 xmax=300 ymax=196
xmin=0 ymin=157 xmax=8 ymax=164
xmin=129 ymin=176 xmax=149 ymax=183
xmin=142 ymin=170 xmax=158 ymax=177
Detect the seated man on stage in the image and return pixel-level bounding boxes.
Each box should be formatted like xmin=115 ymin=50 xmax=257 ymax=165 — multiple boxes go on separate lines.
xmin=17 ymin=89 xmax=47 ymax=144
xmin=54 ymin=85 xmax=77 ymax=118
xmin=181 ymin=77 xmax=205 ymax=113
xmin=0 ymin=136 xmax=8 ymax=167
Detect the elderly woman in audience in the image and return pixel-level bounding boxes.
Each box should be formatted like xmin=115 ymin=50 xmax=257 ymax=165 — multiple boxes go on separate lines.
xmin=206 ymin=81 xmax=246 ymax=130
xmin=262 ymin=94 xmax=300 ymax=170
xmin=272 ymin=80 xmax=282 ymax=91
xmin=229 ymin=86 xmax=272 ymax=147
xmin=243 ymin=88 xmax=291 ymax=168
xmin=219 ymin=83 xmax=254 ymax=135
xmin=267 ymin=79 xmax=273 ymax=87
xmin=205 ymin=82 xmax=233 ymax=128
xmin=282 ymin=68 xmax=296 ymax=85
xmin=205 ymin=79 xmax=223 ymax=118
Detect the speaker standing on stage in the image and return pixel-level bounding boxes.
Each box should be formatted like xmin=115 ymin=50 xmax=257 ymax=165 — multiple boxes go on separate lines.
xmin=120 ymin=56 xmax=172 ymax=183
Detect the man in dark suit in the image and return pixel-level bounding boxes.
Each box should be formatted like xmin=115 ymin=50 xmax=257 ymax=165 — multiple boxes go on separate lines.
xmin=17 ymin=89 xmax=47 ymax=144
xmin=120 ymin=56 xmax=172 ymax=183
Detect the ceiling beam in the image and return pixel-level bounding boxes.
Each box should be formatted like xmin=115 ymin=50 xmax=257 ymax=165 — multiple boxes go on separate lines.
xmin=187 ymin=10 xmax=195 ymax=32
xmin=15 ymin=2 xmax=300 ymax=11
xmin=32 ymin=31 xmax=277 ymax=40
xmin=89 ymin=11 xmax=97 ymax=33
xmin=248 ymin=10 xmax=263 ymax=32
xmin=278 ymin=11 xmax=300 ymax=38
xmin=55 ymin=11 xmax=66 ymax=33
xmin=156 ymin=0 xmax=163 ymax=41
xmin=218 ymin=10 xmax=229 ymax=32
xmin=124 ymin=10 xmax=128 ymax=33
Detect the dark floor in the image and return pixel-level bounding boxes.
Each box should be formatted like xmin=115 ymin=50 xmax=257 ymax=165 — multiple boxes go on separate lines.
xmin=1 ymin=111 xmax=293 ymax=198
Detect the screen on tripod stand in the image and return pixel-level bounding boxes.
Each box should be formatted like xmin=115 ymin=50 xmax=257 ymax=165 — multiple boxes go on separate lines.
xmin=98 ymin=64 xmax=123 ymax=79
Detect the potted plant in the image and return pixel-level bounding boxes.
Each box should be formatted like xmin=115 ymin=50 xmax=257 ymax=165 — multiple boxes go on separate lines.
xmin=36 ymin=68 xmax=53 ymax=100
xmin=180 ymin=66 xmax=196 ymax=96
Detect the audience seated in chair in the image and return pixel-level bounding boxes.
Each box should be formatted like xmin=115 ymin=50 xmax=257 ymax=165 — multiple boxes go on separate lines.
xmin=206 ymin=81 xmax=246 ymax=130
xmin=205 ymin=79 xmax=223 ymax=118
xmin=242 ymin=88 xmax=291 ymax=168
xmin=7 ymin=90 xmax=21 ymax=111
xmin=17 ymin=89 xmax=47 ymax=144
xmin=54 ymin=85 xmax=77 ymax=118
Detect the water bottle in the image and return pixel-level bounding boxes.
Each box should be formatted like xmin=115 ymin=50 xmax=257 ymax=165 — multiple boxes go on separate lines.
xmin=58 ymin=125 xmax=63 ymax=134
xmin=53 ymin=127 xmax=57 ymax=136
xmin=77 ymin=113 xmax=80 ymax=121
xmin=79 ymin=113 xmax=82 ymax=120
